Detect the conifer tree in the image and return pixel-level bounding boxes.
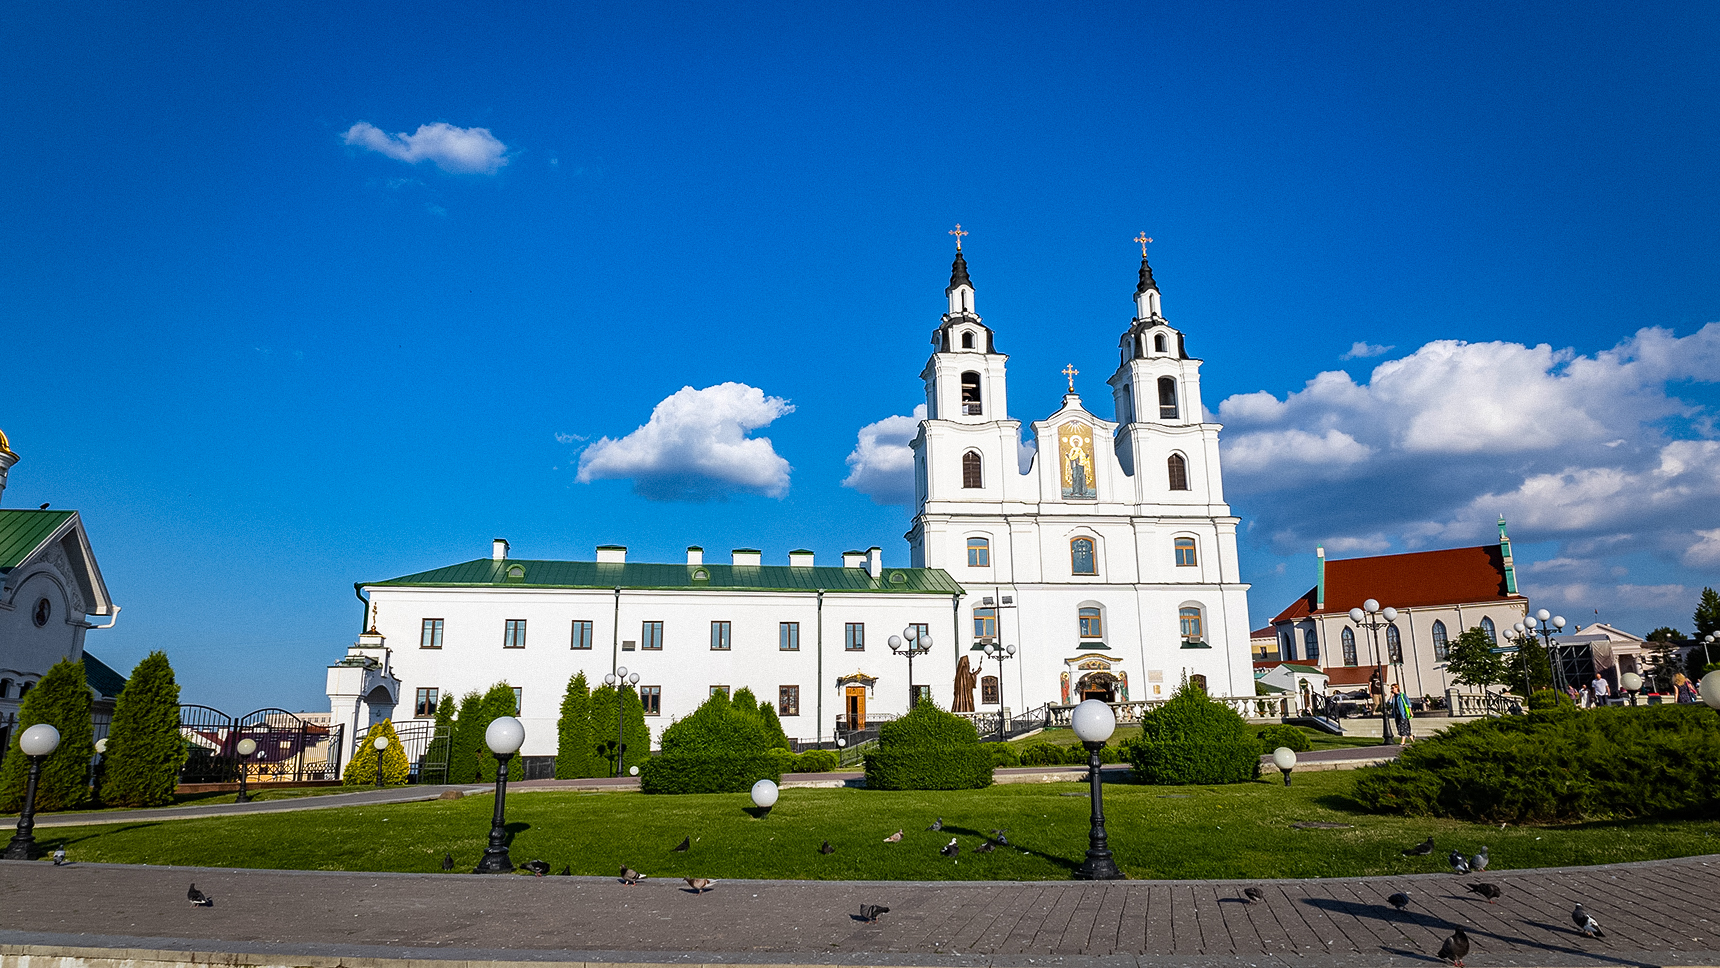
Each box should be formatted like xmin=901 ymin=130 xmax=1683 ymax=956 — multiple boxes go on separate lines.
xmin=0 ymin=658 xmax=96 ymax=813
xmin=99 ymin=651 xmax=187 ymax=807
xmin=589 ymin=683 xmax=651 ymax=776
xmin=447 ymin=691 xmax=485 ymax=783
xmin=474 ymin=683 xmax=525 ymax=782
xmin=555 ymin=672 xmax=594 ymax=778
xmin=342 ymin=718 xmax=410 ymax=785
xmin=425 ymin=694 xmax=456 ymax=784
xmin=1696 ymin=587 xmax=1720 ymax=638
xmin=756 ymin=697 xmax=791 ymax=750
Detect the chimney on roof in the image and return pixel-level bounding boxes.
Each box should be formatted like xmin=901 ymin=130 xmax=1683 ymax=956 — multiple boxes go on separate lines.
xmin=732 ymin=548 xmax=761 ymax=566
xmin=596 ymin=545 xmax=626 ymax=564
xmin=789 ymin=549 xmax=815 ymax=567
xmin=686 ymin=546 xmax=703 ymax=566
xmin=867 ymin=546 xmax=883 ymax=580
xmin=842 ymin=550 xmax=866 ymax=568
xmin=492 ymin=538 xmax=509 ymax=561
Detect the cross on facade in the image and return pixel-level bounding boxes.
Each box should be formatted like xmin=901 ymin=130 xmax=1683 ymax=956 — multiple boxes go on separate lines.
xmin=949 ymin=224 xmax=968 ymax=250
xmin=1063 ymin=364 xmax=1079 ymax=392
xmin=1134 ymin=232 xmax=1153 ymax=257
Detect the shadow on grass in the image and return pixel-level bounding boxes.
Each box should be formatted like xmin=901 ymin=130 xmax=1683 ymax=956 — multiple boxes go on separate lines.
xmin=944 ymin=823 xmax=1079 ymax=873
xmin=50 ymin=822 xmax=164 ymax=850
xmin=503 ymin=821 xmax=530 ymax=845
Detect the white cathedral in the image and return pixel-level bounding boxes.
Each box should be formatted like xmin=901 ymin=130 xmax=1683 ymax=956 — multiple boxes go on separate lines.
xmin=327 ymin=242 xmax=1253 ymax=761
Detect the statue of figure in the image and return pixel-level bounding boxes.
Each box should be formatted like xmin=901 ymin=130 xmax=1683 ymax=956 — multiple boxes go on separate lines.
xmin=952 ymin=655 xmax=978 ymax=712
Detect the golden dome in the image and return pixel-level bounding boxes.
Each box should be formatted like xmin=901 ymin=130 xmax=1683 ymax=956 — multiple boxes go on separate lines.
xmin=0 ymin=428 xmax=11 ymax=455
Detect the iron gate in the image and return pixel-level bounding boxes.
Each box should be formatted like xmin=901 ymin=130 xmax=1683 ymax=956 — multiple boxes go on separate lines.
xmin=179 ymin=705 xmax=343 ymax=784
xmin=355 ymin=720 xmax=450 ymax=784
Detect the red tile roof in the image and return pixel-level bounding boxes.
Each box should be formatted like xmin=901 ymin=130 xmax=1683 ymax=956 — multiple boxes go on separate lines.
xmin=1271 ymin=544 xmax=1519 ymax=624
xmin=1324 ymin=665 xmax=1385 ymax=686
xmin=1250 ymin=626 xmax=1276 ymax=639
xmin=1271 ymin=587 xmax=1317 ymax=624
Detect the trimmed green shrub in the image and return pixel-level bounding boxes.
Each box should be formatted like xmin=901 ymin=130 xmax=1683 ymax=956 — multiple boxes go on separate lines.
xmin=795 ymin=749 xmax=839 ymax=773
xmin=343 ymin=719 xmax=410 ymax=786
xmin=639 ymin=752 xmax=782 ymax=794
xmin=99 ymin=651 xmax=187 ymax=808
xmin=1528 ymin=687 xmax=1576 ymax=711
xmin=1121 ymin=683 xmax=1261 ymax=785
xmin=1354 ymin=702 xmax=1720 ymax=823
xmin=988 ymin=743 xmax=1022 ymax=767
xmin=1255 ymin=724 xmax=1311 ymax=754
xmin=1019 ymin=742 xmax=1068 ymax=766
xmin=863 ymin=700 xmax=993 ymax=790
xmin=641 ymin=689 xmax=781 ymax=793
xmin=555 ymin=672 xmax=597 ymax=779
xmin=0 ymin=658 xmax=96 ymax=812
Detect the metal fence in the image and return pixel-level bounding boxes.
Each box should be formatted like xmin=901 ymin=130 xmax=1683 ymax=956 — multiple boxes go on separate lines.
xmin=178 ymin=705 xmax=344 ymax=784
xmin=355 ymin=720 xmax=450 ymax=784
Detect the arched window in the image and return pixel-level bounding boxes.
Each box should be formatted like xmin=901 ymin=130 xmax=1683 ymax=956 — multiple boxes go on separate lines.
xmin=961 ymin=330 xmax=975 ymax=349
xmin=1431 ymin=620 xmax=1449 ymax=661
xmin=1158 ymin=376 xmax=1179 ymax=419
xmin=1120 ymin=384 xmax=1133 ymax=421
xmin=1304 ymin=627 xmax=1320 ymax=664
xmin=1278 ymin=629 xmax=1294 ymax=660
xmin=1341 ymin=627 xmax=1358 ymax=666
xmin=961 ymin=450 xmax=983 ymax=488
xmin=1386 ymin=624 xmax=1403 ymax=663
xmin=1167 ymin=453 xmax=1189 ymax=490
xmin=1079 ymin=607 xmax=1103 ymax=638
xmin=960 ymin=371 xmax=983 ymax=415
xmin=1174 ymin=537 xmax=1197 ymax=567
xmin=0 ymin=678 xmax=11 ymax=699
xmin=1179 ymin=606 xmax=1204 ymax=644
xmin=1480 ymin=616 xmax=1497 ymax=643
xmin=966 ymin=536 xmax=990 ymax=567
xmin=17 ymin=681 xmax=32 ymax=698
xmin=1071 ymin=537 xmax=1097 ymax=575
xmin=1154 ymin=333 xmax=1167 ymax=353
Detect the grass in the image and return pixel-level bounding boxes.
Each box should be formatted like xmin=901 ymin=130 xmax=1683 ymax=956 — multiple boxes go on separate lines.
xmin=40 ymin=770 xmax=1720 ymax=880
xmin=1011 ymin=724 xmax=1383 ymax=752
xmin=23 ymin=785 xmax=397 ymax=816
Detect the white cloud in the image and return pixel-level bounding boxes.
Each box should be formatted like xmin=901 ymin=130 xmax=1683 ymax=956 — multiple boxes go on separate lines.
xmin=343 ymin=122 xmax=508 ymax=175
xmin=842 ymin=406 xmax=925 ymax=505
xmin=576 ymin=383 xmax=794 ymax=501
xmin=1342 ymin=341 xmax=1395 ymax=359
xmin=1680 ymin=528 xmax=1720 ymax=567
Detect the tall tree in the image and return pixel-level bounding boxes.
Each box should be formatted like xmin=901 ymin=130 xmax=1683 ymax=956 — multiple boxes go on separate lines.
xmin=1645 ymin=628 xmax=1688 ymax=692
xmin=1696 ymin=587 xmax=1720 ymax=638
xmin=1504 ymin=632 xmax=1553 ymax=693
xmin=424 ymin=694 xmax=456 ymax=784
xmin=99 ymin=651 xmax=187 ymax=807
xmin=555 ymin=672 xmax=595 ymax=779
xmin=0 ymin=658 xmax=96 ymax=812
xmin=1445 ymin=627 xmax=1506 ymax=692
xmin=474 ymin=682 xmax=525 ymax=782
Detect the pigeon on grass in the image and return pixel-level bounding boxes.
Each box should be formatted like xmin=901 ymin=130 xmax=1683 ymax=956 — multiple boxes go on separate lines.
xmin=1448 ymin=850 xmax=1471 ymax=874
xmin=685 ymin=877 xmax=715 ymax=893
xmin=859 ymin=904 xmax=889 ymax=923
xmin=187 ymin=884 xmax=214 ymax=907
xmin=1437 ymin=927 xmax=1470 ymax=966
xmin=928 ymin=818 xmax=943 ymax=831
xmin=1387 ymin=892 xmax=1411 ymax=911
xmin=939 ymin=838 xmax=959 ymax=857
xmin=672 ymin=836 xmax=690 ymax=852
xmin=1573 ymin=904 xmax=1605 ymax=938
xmin=883 ymin=829 xmax=903 ymax=843
xmin=51 ymin=849 xmax=66 ymax=866
xmin=441 ymin=853 xmax=455 ymax=871
xmin=1242 ymin=888 xmax=1265 ymax=904
xmin=555 ymin=865 xmax=570 ymax=876
xmin=974 ymin=842 xmax=995 ymax=854
xmin=990 ymin=829 xmax=1011 ymax=846
xmin=1402 ymin=836 xmax=1434 ymax=856
xmin=1470 ymin=846 xmax=1490 ymax=872
xmin=819 ymin=840 xmax=836 ymax=855
xmin=1465 ymin=883 xmax=1502 ymax=903
xmin=620 ymin=866 xmax=645 ymax=886
xmin=523 ymin=859 xmax=551 ymax=877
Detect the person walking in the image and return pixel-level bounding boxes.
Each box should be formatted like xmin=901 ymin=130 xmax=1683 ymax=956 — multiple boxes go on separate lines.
xmin=1387 ymin=683 xmax=1414 ymax=744
xmin=1673 ymin=673 xmax=1698 ymax=704
xmin=1590 ymin=671 xmax=1611 ymax=707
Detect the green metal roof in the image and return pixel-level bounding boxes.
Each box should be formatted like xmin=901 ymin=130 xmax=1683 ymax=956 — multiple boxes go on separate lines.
xmin=82 ymin=652 xmax=127 ymax=699
xmin=0 ymin=509 xmax=74 ymax=572
xmin=1281 ymin=663 xmax=1324 ymax=675
xmin=367 ymin=558 xmax=965 ymax=595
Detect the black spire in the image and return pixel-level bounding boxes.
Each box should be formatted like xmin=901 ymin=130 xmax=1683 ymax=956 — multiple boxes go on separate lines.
xmin=1134 ymin=255 xmax=1159 ymax=296
xmin=947 ymin=250 xmax=973 ymax=294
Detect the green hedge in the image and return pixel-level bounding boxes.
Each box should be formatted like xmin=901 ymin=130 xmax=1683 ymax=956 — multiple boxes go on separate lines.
xmin=1354 ymin=702 xmax=1720 ymax=823
xmin=1121 ymin=684 xmax=1261 ymax=785
xmin=988 ymin=743 xmax=1022 ymax=767
xmin=1255 ymin=724 xmax=1311 ymax=754
xmin=795 ymin=749 xmax=840 ymax=773
xmin=863 ymin=700 xmax=994 ymax=790
xmin=1018 ymin=741 xmax=1123 ymax=766
xmin=638 ymin=752 xmax=782 ymax=794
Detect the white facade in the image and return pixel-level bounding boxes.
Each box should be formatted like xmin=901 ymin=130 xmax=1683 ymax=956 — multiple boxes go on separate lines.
xmin=907 ymin=249 xmax=1254 ymax=711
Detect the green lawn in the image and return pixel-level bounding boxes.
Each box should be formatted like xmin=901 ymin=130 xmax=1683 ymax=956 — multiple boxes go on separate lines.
xmin=1011 ymin=724 xmax=1383 ymax=752
xmin=40 ymin=771 xmax=1719 ymax=880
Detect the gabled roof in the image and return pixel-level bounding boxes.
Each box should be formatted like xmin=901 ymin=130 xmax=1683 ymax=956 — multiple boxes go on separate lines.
xmin=1272 ymin=545 xmax=1517 ymax=623
xmin=367 ymin=558 xmax=964 ymax=596
xmin=0 ymin=509 xmax=75 ymax=571
xmin=1271 ymin=587 xmax=1317 ymax=624
xmin=1250 ymin=626 xmax=1276 ymax=639
xmin=0 ymin=509 xmax=115 ymax=616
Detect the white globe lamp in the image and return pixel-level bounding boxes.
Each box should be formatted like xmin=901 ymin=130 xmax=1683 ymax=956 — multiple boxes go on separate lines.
xmin=750 ymin=778 xmax=779 ymax=816
xmin=1271 ymin=746 xmax=1298 ymax=785
xmin=485 ymin=716 xmax=526 ymax=756
xmin=18 ymin=724 xmax=59 ymax=758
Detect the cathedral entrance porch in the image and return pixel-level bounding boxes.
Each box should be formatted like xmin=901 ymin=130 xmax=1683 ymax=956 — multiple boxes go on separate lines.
xmin=1077 ymin=671 xmax=1119 ymax=703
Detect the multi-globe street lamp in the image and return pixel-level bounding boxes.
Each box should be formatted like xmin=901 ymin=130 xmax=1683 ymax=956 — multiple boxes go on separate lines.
xmin=887 ymin=626 xmax=934 ymax=710
xmin=1524 ymin=610 xmax=1568 ymax=691
xmin=603 ymin=668 xmax=640 ymax=777
xmin=474 ymin=715 xmax=525 ymax=873
xmin=980 ymin=638 xmax=1017 ymax=742
xmin=1069 ymin=699 xmax=1122 ymax=880
xmin=1348 ymin=599 xmax=1398 ymax=746
xmin=3 ymin=724 xmax=61 ymax=860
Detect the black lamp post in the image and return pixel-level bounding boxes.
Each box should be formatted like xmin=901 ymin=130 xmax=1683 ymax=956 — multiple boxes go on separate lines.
xmin=372 ymin=734 xmax=390 ymax=788
xmin=888 ymin=626 xmax=933 ymax=710
xmin=603 ymin=668 xmax=639 ymax=777
xmin=234 ymin=737 xmax=257 ymax=803
xmin=1349 ymin=600 xmax=1398 ymax=746
xmin=3 ymin=724 xmax=61 ymax=860
xmin=474 ymin=715 xmax=525 ymax=873
xmin=1069 ymin=699 xmax=1122 ymax=880
xmin=981 ymin=637 xmax=1018 ymax=742
xmin=1271 ymin=746 xmax=1297 ymax=786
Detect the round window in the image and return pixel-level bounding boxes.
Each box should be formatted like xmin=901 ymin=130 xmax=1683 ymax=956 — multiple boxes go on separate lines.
xmin=33 ymin=598 xmax=51 ymax=627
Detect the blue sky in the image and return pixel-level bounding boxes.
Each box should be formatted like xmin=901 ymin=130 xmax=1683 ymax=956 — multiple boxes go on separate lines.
xmin=4 ymin=2 xmax=1718 ymax=713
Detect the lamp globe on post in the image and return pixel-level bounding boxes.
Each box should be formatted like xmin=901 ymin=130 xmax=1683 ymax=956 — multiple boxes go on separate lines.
xmin=474 ymin=715 xmax=525 ymax=873
xmin=1699 ymin=670 xmax=1720 ymax=717
xmin=750 ymin=778 xmax=779 ymax=818
xmin=235 ymin=737 xmax=258 ymax=803
xmin=4 ymin=724 xmax=62 ymax=860
xmin=1070 ymin=699 xmax=1122 ymax=880
xmin=373 ymin=734 xmax=390 ymax=788
xmin=1619 ymin=672 xmax=1643 ymax=706
xmin=1271 ymin=746 xmax=1298 ymax=786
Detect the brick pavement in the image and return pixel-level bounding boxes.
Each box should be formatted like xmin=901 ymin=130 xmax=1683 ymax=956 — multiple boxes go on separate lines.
xmin=1 ymin=854 xmax=1715 ymax=967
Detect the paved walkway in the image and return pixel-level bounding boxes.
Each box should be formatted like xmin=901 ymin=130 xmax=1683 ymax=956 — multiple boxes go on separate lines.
xmin=1 ymin=854 xmax=1714 ymax=967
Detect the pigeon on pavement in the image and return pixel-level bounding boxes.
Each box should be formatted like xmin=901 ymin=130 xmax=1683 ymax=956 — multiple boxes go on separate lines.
xmin=1470 ymin=846 xmax=1490 ymax=872
xmin=1437 ymin=926 xmax=1470 ymax=966
xmin=940 ymin=838 xmax=959 ymax=857
xmin=1448 ymin=850 xmax=1471 ymax=874
xmin=673 ymin=836 xmax=690 ymax=852
xmin=1242 ymin=888 xmax=1265 ymax=904
xmin=685 ymin=877 xmax=715 ymax=893
xmin=1402 ymin=836 xmax=1434 ymax=856
xmin=1465 ymin=883 xmax=1502 ymax=903
xmin=620 ymin=866 xmax=644 ymax=886
xmin=928 ymin=818 xmax=943 ymax=831
xmin=819 ymin=840 xmax=836 ymax=854
xmin=974 ymin=841 xmax=995 ymax=854
xmin=51 ymin=849 xmax=66 ymax=866
xmin=859 ymin=904 xmax=889 ymax=922
xmin=187 ymin=884 xmax=214 ymax=907
xmin=1388 ymin=892 xmax=1411 ymax=911
xmin=884 ymin=829 xmax=903 ymax=842
xmin=523 ymin=859 xmax=551 ymax=877
xmin=441 ymin=853 xmax=455 ymax=871
xmin=1573 ymin=903 xmax=1605 ymax=937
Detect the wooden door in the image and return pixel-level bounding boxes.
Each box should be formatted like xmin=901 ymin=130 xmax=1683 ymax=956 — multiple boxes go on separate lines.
xmin=845 ymin=687 xmax=866 ymax=730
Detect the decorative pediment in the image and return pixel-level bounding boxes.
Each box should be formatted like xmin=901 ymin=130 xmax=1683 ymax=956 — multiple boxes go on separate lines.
xmin=835 ymin=671 xmax=878 ymax=687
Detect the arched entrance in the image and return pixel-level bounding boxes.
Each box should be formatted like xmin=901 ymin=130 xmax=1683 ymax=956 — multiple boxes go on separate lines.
xmin=1075 ymin=671 xmax=1118 ymax=702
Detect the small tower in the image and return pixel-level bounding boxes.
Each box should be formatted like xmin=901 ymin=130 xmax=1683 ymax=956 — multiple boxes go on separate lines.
xmin=922 ymin=245 xmax=1009 ymax=423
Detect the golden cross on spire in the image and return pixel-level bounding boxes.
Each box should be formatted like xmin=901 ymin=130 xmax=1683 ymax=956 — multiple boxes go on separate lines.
xmin=949 ymin=223 xmax=968 ymax=251
xmin=1134 ymin=232 xmax=1153 ymax=257
xmin=1062 ymin=364 xmax=1079 ymax=392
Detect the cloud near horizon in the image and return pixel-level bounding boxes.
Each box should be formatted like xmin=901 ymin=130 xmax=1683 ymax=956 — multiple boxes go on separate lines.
xmin=343 ymin=122 xmax=508 ymax=175
xmin=576 ymin=383 xmax=794 ymax=501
